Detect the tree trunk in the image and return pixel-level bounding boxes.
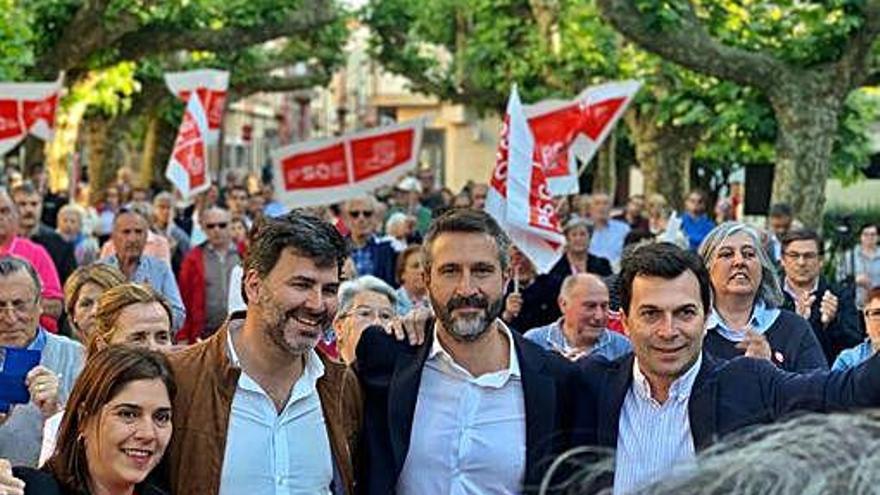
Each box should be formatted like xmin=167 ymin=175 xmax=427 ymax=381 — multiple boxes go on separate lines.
xmin=593 ymin=131 xmax=617 ymax=197
xmin=768 ymin=78 xmax=843 ymax=230
xmin=140 ymin=112 xmax=159 ymax=187
xmin=149 ymin=116 xmax=179 ymax=188
xmin=626 ymin=111 xmax=702 ymax=212
xmin=82 ymin=115 xmax=114 ymax=200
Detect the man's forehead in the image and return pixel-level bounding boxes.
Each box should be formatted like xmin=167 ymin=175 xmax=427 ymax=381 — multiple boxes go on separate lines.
xmin=0 ymin=271 xmax=38 ymax=294
xmin=630 ymin=273 xmax=701 ymax=308
xmin=430 ymin=232 xmax=499 ymax=264
xmin=270 ymin=249 xmax=339 ymax=281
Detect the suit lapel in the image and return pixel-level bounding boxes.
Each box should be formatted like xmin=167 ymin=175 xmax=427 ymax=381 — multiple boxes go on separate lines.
xmin=515 ymin=333 xmax=555 ymax=482
xmin=388 ymin=320 xmax=434 ymax=477
xmin=688 ymin=354 xmax=718 ymax=451
xmin=598 ymin=354 xmax=635 ymax=448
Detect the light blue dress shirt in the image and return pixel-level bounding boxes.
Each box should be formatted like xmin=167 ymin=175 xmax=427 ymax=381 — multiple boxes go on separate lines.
xmin=100 ymin=254 xmax=186 ymax=332
xmin=524 ymin=318 xmax=632 ymax=361
xmin=705 ymin=299 xmax=780 ymax=342
xmin=589 ymin=219 xmax=631 ymax=270
xmin=832 ymin=340 xmax=875 ymax=371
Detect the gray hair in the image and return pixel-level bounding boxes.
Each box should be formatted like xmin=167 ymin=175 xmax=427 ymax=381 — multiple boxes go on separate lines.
xmin=541 ymin=412 xmax=880 ymax=495
xmin=385 ymin=212 xmax=408 ymax=233
xmin=336 ymin=275 xmax=397 ymax=316
xmin=0 ymin=256 xmax=42 ymax=300
xmin=153 ymin=191 xmax=174 ymax=206
xmin=698 ymin=221 xmax=783 ymax=308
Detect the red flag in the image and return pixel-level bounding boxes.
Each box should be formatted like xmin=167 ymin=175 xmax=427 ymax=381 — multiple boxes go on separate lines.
xmin=0 ymin=76 xmax=63 ymax=155
xmin=271 ymin=118 xmax=427 ymax=208
xmin=487 ymin=86 xmax=564 ymax=274
xmin=164 ymin=69 xmax=229 ymax=144
xmin=165 ymin=94 xmax=210 ymax=199
xmin=525 ymin=80 xmax=640 ymax=195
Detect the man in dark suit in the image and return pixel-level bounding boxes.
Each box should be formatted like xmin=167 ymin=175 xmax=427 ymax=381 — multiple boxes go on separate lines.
xmin=343 ymin=195 xmax=398 ymax=287
xmin=779 ymin=229 xmax=862 ymax=364
xmin=355 ymin=209 xmax=578 ymax=494
xmin=573 ymin=242 xmax=880 ymax=493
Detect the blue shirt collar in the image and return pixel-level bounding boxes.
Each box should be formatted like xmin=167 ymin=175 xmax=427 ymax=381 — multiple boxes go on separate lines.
xmin=545 ymin=318 xmax=611 ymax=353
xmin=706 ymin=299 xmax=780 ymax=342
xmin=26 ymin=327 xmax=48 ymax=352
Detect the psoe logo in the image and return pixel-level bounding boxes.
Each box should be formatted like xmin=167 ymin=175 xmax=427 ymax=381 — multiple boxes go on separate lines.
xmin=363 ymin=140 xmax=398 ymax=170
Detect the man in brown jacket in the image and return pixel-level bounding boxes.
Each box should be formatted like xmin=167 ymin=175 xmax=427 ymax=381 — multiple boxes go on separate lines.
xmin=161 ymin=210 xmax=359 ymax=495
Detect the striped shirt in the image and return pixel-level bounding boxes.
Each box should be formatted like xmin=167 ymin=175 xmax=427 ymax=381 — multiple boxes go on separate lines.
xmin=614 ymin=354 xmax=702 ymax=494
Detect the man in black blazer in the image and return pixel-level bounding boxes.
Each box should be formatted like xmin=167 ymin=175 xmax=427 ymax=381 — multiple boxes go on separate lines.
xmin=572 ymin=242 xmax=880 ymax=493
xmin=355 ymin=209 xmax=578 ymax=495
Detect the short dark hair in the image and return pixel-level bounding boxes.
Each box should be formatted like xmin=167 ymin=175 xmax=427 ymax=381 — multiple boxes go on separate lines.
xmin=0 ymin=255 xmax=42 ymax=299
xmin=242 ymin=209 xmax=348 ymax=302
xmin=11 ymin=180 xmax=39 ymax=198
xmin=781 ymin=229 xmax=824 ymax=256
xmin=769 ymin=203 xmax=793 ymax=218
xmin=421 ymin=208 xmax=510 ymax=272
xmin=619 ymin=242 xmax=711 ymax=315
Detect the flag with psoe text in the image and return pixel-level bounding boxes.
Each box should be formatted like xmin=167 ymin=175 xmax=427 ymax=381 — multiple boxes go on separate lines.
xmin=164 ymin=69 xmax=229 ymax=144
xmin=270 ymin=117 xmax=428 ymax=208
xmin=165 ymin=93 xmax=210 ymax=200
xmin=486 ymin=86 xmax=564 ymax=274
xmin=526 ymin=80 xmax=640 ymax=196
xmin=0 ymin=75 xmax=64 ymax=156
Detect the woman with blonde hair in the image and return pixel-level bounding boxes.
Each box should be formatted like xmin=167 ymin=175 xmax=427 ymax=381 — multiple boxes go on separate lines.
xmin=38 ymin=283 xmax=174 ymax=466
xmin=63 ymin=264 xmax=127 ymax=343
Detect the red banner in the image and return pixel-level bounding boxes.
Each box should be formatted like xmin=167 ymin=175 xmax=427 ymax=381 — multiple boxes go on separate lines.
xmin=0 ymin=76 xmax=63 ymax=156
xmin=271 ymin=118 xmax=427 ymax=208
xmin=165 ymin=69 xmax=229 ymax=144
xmin=165 ymin=94 xmax=210 ymax=199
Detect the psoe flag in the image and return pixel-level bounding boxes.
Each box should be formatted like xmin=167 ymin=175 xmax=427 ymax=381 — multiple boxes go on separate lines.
xmin=486 ymin=86 xmax=564 ymax=274
xmin=270 ymin=117 xmax=427 ymax=208
xmin=0 ymin=75 xmax=64 ymax=156
xmin=165 ymin=94 xmax=210 ymax=200
xmin=526 ymin=80 xmax=640 ymax=196
xmin=164 ymin=69 xmax=229 ymax=144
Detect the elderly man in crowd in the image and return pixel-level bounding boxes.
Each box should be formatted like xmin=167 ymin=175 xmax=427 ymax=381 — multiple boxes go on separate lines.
xmin=177 ymin=207 xmax=241 ymax=344
xmin=0 ymin=257 xmax=82 ymax=467
xmin=0 ymin=188 xmax=63 ymax=330
xmin=525 ymin=273 xmax=631 ymax=361
xmin=99 ymin=207 xmax=185 ymax=332
xmin=12 ymin=181 xmax=77 ymax=286
xmin=344 ymin=195 xmax=397 ymax=287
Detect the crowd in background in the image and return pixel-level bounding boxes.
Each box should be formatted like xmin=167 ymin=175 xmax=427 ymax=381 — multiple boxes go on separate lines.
xmin=0 ymin=160 xmax=880 ymax=495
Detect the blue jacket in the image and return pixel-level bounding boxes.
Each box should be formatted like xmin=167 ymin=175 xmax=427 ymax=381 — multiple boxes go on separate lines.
xmin=572 ymin=351 xmax=880 ymax=455
xmin=354 ymin=322 xmax=579 ymax=494
xmin=348 ymin=236 xmax=398 ymax=288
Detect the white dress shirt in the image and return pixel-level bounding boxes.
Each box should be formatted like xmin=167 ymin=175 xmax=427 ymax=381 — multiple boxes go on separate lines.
xmin=397 ymin=320 xmax=527 ymax=495
xmin=220 ymin=330 xmax=333 ymax=495
xmin=614 ymin=354 xmax=702 ymax=494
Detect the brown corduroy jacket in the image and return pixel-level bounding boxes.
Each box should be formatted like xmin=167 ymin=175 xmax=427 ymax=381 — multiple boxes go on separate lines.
xmin=161 ymin=314 xmax=361 ymax=495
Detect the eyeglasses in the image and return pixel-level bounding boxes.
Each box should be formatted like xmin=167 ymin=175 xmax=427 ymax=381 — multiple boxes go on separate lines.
xmin=783 ymin=251 xmax=819 ymax=262
xmin=865 ymin=309 xmax=880 ymax=321
xmin=345 ymin=306 xmax=395 ymax=322
xmin=205 ymin=222 xmax=228 ymax=230
xmin=0 ymin=299 xmax=35 ymax=315
xmin=348 ymin=210 xmax=374 ymax=219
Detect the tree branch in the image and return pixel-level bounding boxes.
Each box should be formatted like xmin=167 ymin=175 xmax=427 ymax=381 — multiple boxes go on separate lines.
xmin=595 ymin=0 xmax=783 ymax=93
xmin=837 ymin=0 xmax=880 ymax=91
xmin=230 ymin=72 xmax=331 ymax=100
xmin=112 ymin=0 xmax=337 ymax=62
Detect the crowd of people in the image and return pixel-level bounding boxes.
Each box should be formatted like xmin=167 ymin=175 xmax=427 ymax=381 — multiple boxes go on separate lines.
xmin=0 ymin=161 xmax=879 ymax=495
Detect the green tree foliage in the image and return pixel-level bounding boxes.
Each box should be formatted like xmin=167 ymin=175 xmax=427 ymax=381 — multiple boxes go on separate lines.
xmin=0 ymin=0 xmax=33 ymax=80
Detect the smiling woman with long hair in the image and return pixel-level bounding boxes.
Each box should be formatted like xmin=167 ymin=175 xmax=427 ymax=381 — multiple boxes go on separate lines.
xmin=13 ymin=346 xmax=175 ymax=495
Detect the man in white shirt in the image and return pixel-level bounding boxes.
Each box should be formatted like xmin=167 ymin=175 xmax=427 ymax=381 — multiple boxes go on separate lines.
xmin=161 ymin=211 xmax=358 ymax=495
xmin=355 ymin=208 xmax=578 ymax=495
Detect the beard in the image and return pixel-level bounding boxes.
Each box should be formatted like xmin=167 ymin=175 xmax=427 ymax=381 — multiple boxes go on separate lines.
xmin=258 ymin=289 xmax=329 ymax=356
xmin=431 ymin=292 xmax=504 ymax=342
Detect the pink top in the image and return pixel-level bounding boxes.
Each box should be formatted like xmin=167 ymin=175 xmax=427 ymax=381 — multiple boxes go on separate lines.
xmin=0 ymin=236 xmax=64 ymax=332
